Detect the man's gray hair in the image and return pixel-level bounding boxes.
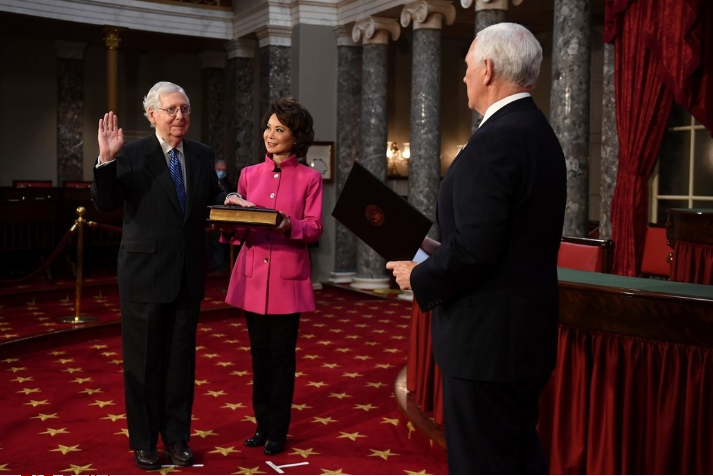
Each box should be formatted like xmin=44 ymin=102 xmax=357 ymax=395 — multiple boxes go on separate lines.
xmin=473 ymin=23 xmax=542 ymax=89
xmin=142 ymin=81 xmax=190 ymax=127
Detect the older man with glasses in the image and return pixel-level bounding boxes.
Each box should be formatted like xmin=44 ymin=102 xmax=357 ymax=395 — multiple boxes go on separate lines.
xmin=91 ymin=81 xmax=228 ymax=470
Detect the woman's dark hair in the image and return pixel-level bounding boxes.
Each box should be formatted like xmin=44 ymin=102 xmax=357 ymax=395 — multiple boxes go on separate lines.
xmin=262 ymin=97 xmax=315 ymax=159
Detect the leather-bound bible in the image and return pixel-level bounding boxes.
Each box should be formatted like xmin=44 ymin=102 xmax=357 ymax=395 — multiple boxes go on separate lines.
xmin=207 ymin=205 xmax=281 ymax=227
xmin=332 ymin=162 xmax=432 ymax=261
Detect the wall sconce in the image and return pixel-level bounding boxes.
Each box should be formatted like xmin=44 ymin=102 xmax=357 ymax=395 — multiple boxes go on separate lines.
xmin=386 ymin=141 xmax=410 ymax=178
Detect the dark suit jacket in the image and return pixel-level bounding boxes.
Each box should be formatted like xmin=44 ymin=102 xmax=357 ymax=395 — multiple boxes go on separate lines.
xmin=411 ymin=97 xmax=566 ymax=383
xmin=91 ymin=134 xmax=227 ymax=303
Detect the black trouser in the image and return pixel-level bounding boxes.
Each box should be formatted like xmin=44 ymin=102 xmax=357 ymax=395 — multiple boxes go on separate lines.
xmin=442 ymin=373 xmax=551 ymax=475
xmin=245 ymin=311 xmax=300 ymax=442
xmin=120 ymin=278 xmax=200 ymax=450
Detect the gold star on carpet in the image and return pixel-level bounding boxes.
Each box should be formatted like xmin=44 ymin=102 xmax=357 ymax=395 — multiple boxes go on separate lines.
xmin=320 ymin=468 xmax=345 ymax=474
xmin=100 ymin=351 xmax=117 ymax=357
xmin=375 ymin=364 xmax=393 ymax=369
xmin=366 ymin=382 xmax=386 ymax=388
xmin=322 ymin=363 xmax=340 ymax=369
xmin=303 ymin=354 xmax=321 ymax=360
xmin=71 ymin=377 xmax=92 ymax=384
xmin=62 ymin=367 xmax=83 ymax=374
xmin=369 ymin=448 xmax=399 ymax=460
xmin=0 ymin=463 xmax=9 ymax=471
xmin=24 ymin=399 xmax=49 ymax=407
xmin=101 ymin=414 xmax=126 ymax=422
xmin=317 ymin=340 xmax=333 ymax=345
xmin=405 ymin=470 xmax=428 ymax=475
xmin=195 ymin=379 xmax=209 ymax=386
xmin=390 ymin=335 xmax=406 ymax=340
xmin=205 ymin=390 xmax=227 ymax=398
xmin=313 ymin=323 xmax=326 ymax=327
xmin=222 ymin=402 xmax=246 ymax=410
xmin=56 ymin=358 xmax=75 ymax=364
xmin=372 ymin=329 xmax=386 ymax=334
xmin=48 ymin=351 xmax=66 ymax=356
xmin=291 ymin=403 xmax=312 ymax=411
xmin=295 ymin=371 xmax=306 ymax=378
xmin=1 ymin=358 xmax=19 ymax=364
xmin=79 ymin=388 xmax=103 ymax=395
xmin=115 ymin=428 xmax=129 ymax=437
xmin=231 ymin=466 xmax=265 ymax=475
xmin=338 ymin=431 xmax=366 ymax=441
xmin=62 ymin=463 xmax=96 ymax=474
xmin=89 ymin=399 xmax=115 ymax=408
xmin=31 ymin=412 xmax=58 ymax=421
xmin=16 ymin=387 xmax=40 ymax=395
xmin=364 ymin=341 xmax=378 ymax=346
xmin=306 ymin=381 xmax=327 ymax=388
xmin=354 ymin=355 xmax=373 ymax=361
xmin=312 ymin=416 xmax=336 ymax=425
xmin=328 ymin=392 xmax=350 ymax=400
xmin=225 ymin=339 xmax=239 ymax=344
xmin=199 ymin=327 xmax=213 ymax=332
xmin=51 ymin=444 xmax=82 ymax=454
xmin=210 ymin=446 xmax=241 ymax=456
xmin=40 ymin=427 xmax=70 ymax=436
xmin=328 ymin=329 xmax=343 ymax=333
xmin=335 ymin=348 xmax=352 ymax=353
xmin=354 ymin=324 xmax=367 ymax=328
xmin=241 ymin=416 xmax=257 ymax=424
xmin=196 ymin=345 xmax=206 ymax=350
xmin=289 ymin=447 xmax=320 ymax=458
xmin=110 ymin=359 xmax=122 ymax=365
xmin=204 ymin=353 xmax=219 ymax=358
xmin=238 ymin=346 xmax=251 ymax=351
xmin=342 ymin=372 xmax=362 ymax=378
xmin=302 ymin=333 xmax=315 ymax=339
xmin=6 ymin=366 xmax=26 ymax=373
xmin=231 ymin=370 xmax=249 ymax=376
xmin=384 ymin=348 xmax=400 ymax=354
xmin=215 ymin=361 xmax=234 ymax=367
xmin=192 ymin=429 xmax=218 ymax=438
xmin=90 ymin=344 xmax=107 ymax=350
xmin=345 ymin=335 xmax=359 ymax=339
xmin=397 ymin=323 xmax=410 ymax=328
xmin=354 ymin=403 xmax=377 ymax=412
xmin=381 ymin=417 xmax=399 ymax=426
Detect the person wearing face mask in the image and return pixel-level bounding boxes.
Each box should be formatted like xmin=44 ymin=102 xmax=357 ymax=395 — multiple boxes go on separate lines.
xmin=208 ymin=160 xmax=235 ymax=272
xmin=221 ymin=97 xmax=323 ymax=456
xmin=214 ymin=160 xmax=235 ymax=194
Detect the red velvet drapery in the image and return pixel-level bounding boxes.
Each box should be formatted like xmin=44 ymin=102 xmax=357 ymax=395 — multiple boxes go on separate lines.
xmin=671 ymin=240 xmax=713 ymax=284
xmin=538 ymin=325 xmax=713 ymax=474
xmin=604 ymin=0 xmax=712 ymax=276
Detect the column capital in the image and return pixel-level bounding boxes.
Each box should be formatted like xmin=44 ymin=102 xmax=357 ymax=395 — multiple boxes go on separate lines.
xmin=401 ymin=0 xmax=456 ymax=30
xmin=199 ymin=50 xmax=226 ymax=69
xmin=352 ymin=16 xmax=401 ymax=45
xmin=461 ymin=0 xmax=524 ymax=10
xmin=54 ymin=40 xmax=86 ymax=60
xmin=226 ymin=39 xmax=256 ymax=59
xmin=255 ymin=25 xmax=292 ymax=48
xmin=334 ymin=25 xmax=359 ymax=47
xmin=102 ymin=26 xmax=127 ymax=50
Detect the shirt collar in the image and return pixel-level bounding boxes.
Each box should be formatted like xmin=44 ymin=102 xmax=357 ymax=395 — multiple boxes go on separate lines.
xmin=479 ymin=92 xmax=531 ymax=128
xmin=265 ymin=154 xmax=299 ymax=170
xmin=156 ymin=132 xmax=184 ymax=157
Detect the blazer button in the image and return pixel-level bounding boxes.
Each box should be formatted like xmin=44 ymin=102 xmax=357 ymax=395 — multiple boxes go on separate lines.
xmin=263 ymin=258 xmax=269 ymax=263
xmin=270 ymin=193 xmax=275 ymax=198
xmin=273 ymin=173 xmax=279 ymax=179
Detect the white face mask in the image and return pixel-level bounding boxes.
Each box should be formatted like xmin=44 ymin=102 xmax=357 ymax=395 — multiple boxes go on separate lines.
xmin=216 ymin=170 xmax=226 ymax=180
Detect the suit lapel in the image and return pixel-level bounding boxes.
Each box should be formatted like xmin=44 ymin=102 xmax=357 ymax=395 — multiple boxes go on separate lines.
xmin=182 ymin=140 xmax=202 ymax=220
xmin=143 ymin=135 xmax=184 ymax=216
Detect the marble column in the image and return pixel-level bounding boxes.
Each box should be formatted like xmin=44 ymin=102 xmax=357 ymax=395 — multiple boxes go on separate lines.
xmin=226 ymin=39 xmax=257 ymax=176
xmin=401 ymin=1 xmax=455 ymax=230
xmin=461 ymin=0 xmax=519 ymax=132
xmin=55 ymin=40 xmax=86 ymax=184
xmin=329 ymin=27 xmax=362 ymax=284
xmin=101 ymin=26 xmax=125 ymax=113
xmin=550 ymin=0 xmax=591 ymax=237
xmin=200 ymin=51 xmax=227 ymax=165
xmin=350 ymin=17 xmax=401 ymax=290
xmin=599 ymin=42 xmax=618 ymax=240
xmin=256 ymin=26 xmax=292 ymax=158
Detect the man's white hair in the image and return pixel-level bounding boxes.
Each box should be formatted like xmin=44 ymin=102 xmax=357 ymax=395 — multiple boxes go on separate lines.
xmin=142 ymin=81 xmax=190 ymax=127
xmin=473 ymin=23 xmax=542 ymax=89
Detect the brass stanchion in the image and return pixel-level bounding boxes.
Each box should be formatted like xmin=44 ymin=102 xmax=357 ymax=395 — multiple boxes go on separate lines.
xmin=59 ymin=207 xmax=98 ymax=324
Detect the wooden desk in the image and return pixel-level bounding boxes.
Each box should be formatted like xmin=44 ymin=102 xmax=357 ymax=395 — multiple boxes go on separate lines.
xmin=667 ymin=208 xmax=713 ymax=284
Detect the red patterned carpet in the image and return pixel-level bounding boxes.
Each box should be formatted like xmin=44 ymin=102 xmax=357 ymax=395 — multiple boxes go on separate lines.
xmin=0 ymin=276 xmax=447 ymax=475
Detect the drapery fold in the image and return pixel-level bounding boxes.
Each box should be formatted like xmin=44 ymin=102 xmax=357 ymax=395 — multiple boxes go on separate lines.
xmin=671 ymin=240 xmax=713 ymax=284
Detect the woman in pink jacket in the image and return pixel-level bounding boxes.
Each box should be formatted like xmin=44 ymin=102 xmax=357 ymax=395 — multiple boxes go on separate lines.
xmin=222 ymin=97 xmax=323 ymax=456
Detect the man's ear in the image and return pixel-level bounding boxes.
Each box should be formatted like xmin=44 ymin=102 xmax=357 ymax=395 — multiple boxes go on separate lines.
xmin=483 ymin=58 xmax=494 ymax=85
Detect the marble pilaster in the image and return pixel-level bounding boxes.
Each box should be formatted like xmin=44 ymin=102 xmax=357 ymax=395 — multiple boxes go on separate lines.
xmin=227 ymin=39 xmax=257 ymax=175
xmin=351 ymin=17 xmax=400 ymax=289
xmin=330 ymin=27 xmax=362 ymax=283
xmin=200 ymin=51 xmax=226 ymax=165
xmin=550 ymin=0 xmax=591 ymax=236
xmin=401 ymin=1 xmax=456 ymax=236
xmin=599 ymin=42 xmax=618 ymax=240
xmin=55 ymin=40 xmax=85 ymax=184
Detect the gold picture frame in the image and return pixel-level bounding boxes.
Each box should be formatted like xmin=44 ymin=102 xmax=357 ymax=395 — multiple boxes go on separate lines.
xmin=306 ymin=141 xmax=334 ymax=183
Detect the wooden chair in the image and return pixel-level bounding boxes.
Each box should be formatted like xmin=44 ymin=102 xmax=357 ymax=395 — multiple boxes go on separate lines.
xmin=13 ymin=179 xmax=52 ymax=188
xmin=558 ymin=236 xmax=615 ymax=273
xmin=63 ymin=180 xmax=92 ymax=189
xmin=640 ymin=225 xmax=673 ymax=279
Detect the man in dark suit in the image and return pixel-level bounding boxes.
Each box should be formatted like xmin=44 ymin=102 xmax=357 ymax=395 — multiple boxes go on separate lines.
xmin=387 ymin=23 xmax=566 ymax=474
xmin=91 ymin=81 xmax=227 ymax=470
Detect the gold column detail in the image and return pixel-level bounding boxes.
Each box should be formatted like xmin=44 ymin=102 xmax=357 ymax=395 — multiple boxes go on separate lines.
xmin=102 ymin=26 xmax=127 ymax=113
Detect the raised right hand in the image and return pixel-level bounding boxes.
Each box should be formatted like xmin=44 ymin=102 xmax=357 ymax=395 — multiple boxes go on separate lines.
xmin=98 ymin=112 xmax=124 ymax=164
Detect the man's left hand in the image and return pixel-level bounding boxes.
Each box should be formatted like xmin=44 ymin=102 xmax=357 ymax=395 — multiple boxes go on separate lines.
xmin=386 ymin=261 xmax=417 ymax=290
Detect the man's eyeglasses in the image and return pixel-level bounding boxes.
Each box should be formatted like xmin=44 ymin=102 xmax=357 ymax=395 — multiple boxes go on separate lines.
xmin=158 ymin=105 xmax=191 ymax=117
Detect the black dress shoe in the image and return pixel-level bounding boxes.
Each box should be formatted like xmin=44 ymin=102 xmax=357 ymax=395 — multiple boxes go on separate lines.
xmin=264 ymin=440 xmax=285 ymax=456
xmin=164 ymin=441 xmax=194 ymax=466
xmin=244 ymin=432 xmax=267 ymax=447
xmin=134 ymin=449 xmax=161 ymax=470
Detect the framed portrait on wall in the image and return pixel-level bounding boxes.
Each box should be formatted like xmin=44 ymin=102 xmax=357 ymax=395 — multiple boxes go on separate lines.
xmin=306 ymin=141 xmax=334 ymax=183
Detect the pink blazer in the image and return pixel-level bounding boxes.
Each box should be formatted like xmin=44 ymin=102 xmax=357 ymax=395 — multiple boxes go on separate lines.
xmin=224 ymin=155 xmax=323 ymax=315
